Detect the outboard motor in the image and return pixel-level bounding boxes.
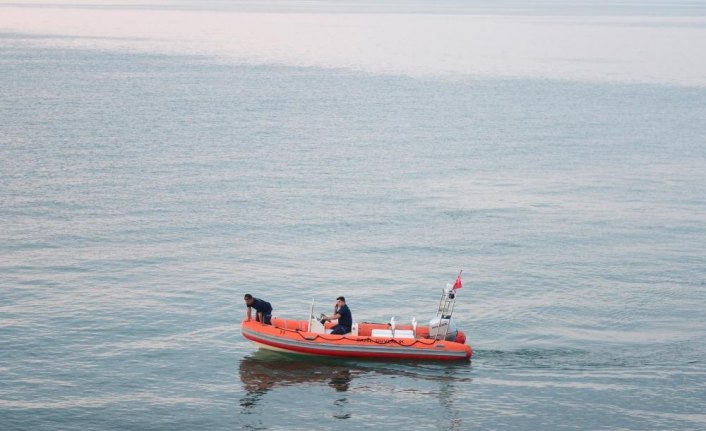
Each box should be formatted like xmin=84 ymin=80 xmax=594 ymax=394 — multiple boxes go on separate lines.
xmin=429 ymin=316 xmax=458 ymax=341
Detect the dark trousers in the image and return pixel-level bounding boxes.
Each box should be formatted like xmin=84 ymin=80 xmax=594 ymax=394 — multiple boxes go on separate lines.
xmin=331 ymin=324 xmax=350 ymax=335
xmin=256 ymin=313 xmax=272 ymax=325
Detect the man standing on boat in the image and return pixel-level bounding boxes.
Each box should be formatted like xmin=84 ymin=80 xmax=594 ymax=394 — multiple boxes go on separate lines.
xmin=244 ymin=294 xmax=273 ymax=325
xmin=322 ymin=296 xmax=352 ymax=335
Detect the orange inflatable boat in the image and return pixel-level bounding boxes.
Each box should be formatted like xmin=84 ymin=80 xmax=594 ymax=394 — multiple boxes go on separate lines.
xmin=241 ymin=281 xmax=472 ymax=361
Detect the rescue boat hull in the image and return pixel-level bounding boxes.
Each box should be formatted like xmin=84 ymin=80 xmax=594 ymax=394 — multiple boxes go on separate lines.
xmin=241 ymin=318 xmax=472 ymax=361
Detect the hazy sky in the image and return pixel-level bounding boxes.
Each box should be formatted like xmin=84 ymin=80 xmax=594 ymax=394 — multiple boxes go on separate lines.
xmin=1 ymin=0 xmax=705 ymax=86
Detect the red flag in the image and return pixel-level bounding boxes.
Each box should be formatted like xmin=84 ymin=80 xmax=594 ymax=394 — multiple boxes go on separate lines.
xmin=452 ymin=271 xmax=463 ymax=289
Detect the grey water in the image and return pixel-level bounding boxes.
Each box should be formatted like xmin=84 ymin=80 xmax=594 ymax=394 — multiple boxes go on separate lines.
xmin=2 ymin=3 xmax=706 ymax=431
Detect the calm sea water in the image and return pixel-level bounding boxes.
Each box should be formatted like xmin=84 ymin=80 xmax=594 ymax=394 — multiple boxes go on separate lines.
xmin=2 ymin=1 xmax=706 ymax=430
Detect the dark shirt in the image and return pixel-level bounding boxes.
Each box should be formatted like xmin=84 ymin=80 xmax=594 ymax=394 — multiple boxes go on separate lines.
xmin=336 ymin=304 xmax=352 ymax=329
xmin=250 ymin=298 xmax=272 ymax=314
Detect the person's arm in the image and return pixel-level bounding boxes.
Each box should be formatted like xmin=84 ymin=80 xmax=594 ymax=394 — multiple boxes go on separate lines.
xmin=325 ymin=304 xmax=340 ymax=322
xmin=257 ymin=311 xmax=264 ymax=323
xmin=325 ymin=312 xmax=342 ymax=322
xmin=246 ymin=306 xmax=252 ymax=321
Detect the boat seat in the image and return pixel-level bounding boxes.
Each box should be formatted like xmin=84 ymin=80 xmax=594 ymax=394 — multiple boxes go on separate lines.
xmin=371 ymin=329 xmax=415 ymax=339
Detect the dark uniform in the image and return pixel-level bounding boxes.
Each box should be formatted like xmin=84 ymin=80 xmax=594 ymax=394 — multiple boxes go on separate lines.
xmin=250 ymin=298 xmax=273 ymax=325
xmin=331 ymin=304 xmax=352 ymax=335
